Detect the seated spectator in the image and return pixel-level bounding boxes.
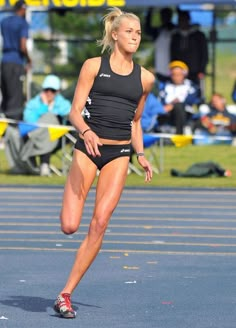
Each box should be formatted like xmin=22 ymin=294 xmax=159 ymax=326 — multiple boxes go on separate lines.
xmin=159 ymin=60 xmax=201 ymax=134
xmin=194 ymin=92 xmax=236 ymax=145
xmin=129 ymin=90 xmax=168 ymax=165
xmin=141 ymin=92 xmax=167 ymax=132
xmin=4 ymin=74 xmax=71 ymax=176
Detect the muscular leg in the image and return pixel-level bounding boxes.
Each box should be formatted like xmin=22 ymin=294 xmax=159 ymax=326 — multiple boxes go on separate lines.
xmin=60 ymin=155 xmax=129 ymax=295
xmin=60 ymin=149 xmax=97 ymax=235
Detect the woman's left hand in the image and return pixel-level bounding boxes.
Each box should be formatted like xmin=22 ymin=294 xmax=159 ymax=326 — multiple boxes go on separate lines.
xmin=137 ymin=156 xmax=153 ymax=182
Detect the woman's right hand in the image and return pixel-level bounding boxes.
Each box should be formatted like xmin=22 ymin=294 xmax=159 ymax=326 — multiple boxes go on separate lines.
xmin=82 ymin=130 xmax=103 ymax=157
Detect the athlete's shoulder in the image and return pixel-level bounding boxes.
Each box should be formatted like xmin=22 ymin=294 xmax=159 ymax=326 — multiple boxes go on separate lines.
xmin=141 ymin=67 xmax=155 ymax=93
xmin=141 ymin=66 xmax=155 ymax=82
xmin=83 ymin=57 xmax=101 ymax=69
xmin=81 ymin=57 xmax=102 ymax=77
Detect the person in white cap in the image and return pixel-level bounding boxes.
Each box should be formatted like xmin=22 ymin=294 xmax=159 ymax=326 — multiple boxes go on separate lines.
xmin=23 ymin=74 xmax=71 ymax=176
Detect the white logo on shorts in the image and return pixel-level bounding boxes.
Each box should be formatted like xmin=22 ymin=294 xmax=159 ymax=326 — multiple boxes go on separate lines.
xmin=120 ymin=148 xmax=130 ymax=153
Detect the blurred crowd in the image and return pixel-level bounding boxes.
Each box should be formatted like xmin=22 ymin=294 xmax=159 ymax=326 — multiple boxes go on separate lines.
xmin=1 ymin=3 xmax=236 ymax=177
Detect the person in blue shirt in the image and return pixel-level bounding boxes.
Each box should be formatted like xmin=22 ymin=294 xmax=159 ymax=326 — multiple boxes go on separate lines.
xmin=23 ymin=75 xmax=71 ymax=123
xmin=0 ymin=0 xmax=31 ymax=120
xmin=141 ymin=92 xmax=166 ymax=133
xmin=129 ymin=91 xmax=168 ymax=165
xmin=4 ymin=75 xmax=71 ymax=176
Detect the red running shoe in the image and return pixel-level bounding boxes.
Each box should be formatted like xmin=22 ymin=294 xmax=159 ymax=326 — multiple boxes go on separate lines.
xmin=54 ymin=293 xmax=76 ymax=319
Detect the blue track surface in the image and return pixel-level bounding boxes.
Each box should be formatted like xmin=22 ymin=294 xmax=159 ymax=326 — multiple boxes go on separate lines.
xmin=0 ymin=186 xmax=236 ymax=327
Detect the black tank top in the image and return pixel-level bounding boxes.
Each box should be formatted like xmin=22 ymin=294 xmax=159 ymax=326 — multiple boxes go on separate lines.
xmin=84 ymin=56 xmax=143 ymax=140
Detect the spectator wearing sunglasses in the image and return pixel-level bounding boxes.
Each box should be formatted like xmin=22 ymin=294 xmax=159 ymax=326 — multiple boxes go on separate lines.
xmin=23 ymin=74 xmax=71 ymax=176
xmin=23 ymin=75 xmax=71 ymax=123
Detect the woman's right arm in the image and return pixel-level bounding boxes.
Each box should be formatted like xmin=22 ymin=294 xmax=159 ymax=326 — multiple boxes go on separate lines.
xmin=69 ymin=57 xmax=103 ymax=157
xmin=69 ymin=57 xmax=99 ymax=133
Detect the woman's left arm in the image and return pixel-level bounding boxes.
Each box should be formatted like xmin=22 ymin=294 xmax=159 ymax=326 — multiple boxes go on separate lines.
xmin=131 ymin=67 xmax=155 ymax=182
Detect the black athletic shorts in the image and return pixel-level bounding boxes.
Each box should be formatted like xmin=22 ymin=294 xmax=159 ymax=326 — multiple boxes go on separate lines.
xmin=74 ymin=138 xmax=131 ymax=170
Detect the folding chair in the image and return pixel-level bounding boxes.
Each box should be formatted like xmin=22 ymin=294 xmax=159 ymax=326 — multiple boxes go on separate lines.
xmin=57 ymin=132 xmax=163 ymax=176
xmin=143 ymin=133 xmax=163 ymax=174
xmin=49 ymin=115 xmax=76 ymax=176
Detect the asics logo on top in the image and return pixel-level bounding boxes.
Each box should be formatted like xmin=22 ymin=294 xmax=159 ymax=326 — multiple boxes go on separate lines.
xmin=120 ymin=148 xmax=130 ymax=153
xmin=99 ymin=73 xmax=111 ymax=78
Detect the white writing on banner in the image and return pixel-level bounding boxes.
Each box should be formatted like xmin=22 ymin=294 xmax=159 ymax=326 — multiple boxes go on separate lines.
xmin=0 ymin=0 xmax=125 ymax=7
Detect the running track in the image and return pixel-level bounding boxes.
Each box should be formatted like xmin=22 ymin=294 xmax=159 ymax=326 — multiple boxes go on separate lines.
xmin=0 ymin=186 xmax=236 ymax=328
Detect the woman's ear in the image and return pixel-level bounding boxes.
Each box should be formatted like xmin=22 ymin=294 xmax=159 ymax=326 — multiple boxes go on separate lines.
xmin=112 ymin=31 xmax=118 ymax=41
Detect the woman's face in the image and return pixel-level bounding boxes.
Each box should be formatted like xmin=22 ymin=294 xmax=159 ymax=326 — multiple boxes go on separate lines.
xmin=113 ymin=17 xmax=141 ymax=54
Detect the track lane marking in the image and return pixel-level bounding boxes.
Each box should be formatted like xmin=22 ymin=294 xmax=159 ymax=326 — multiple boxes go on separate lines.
xmin=1 ymin=230 xmax=236 ymax=238
xmin=1 ymin=201 xmax=236 ymax=209
xmin=1 ymin=238 xmax=236 ymax=247
xmin=1 ymin=222 xmax=236 ymax=231
xmin=0 ymin=195 xmax=236 ymax=204
xmin=1 ymin=187 xmax=236 ymax=196
xmin=1 ymin=215 xmax=236 ymax=222
xmin=1 ymin=247 xmax=236 ymax=256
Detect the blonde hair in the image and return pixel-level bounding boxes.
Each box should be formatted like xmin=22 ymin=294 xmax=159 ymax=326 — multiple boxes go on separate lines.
xmin=97 ymin=7 xmax=140 ymax=54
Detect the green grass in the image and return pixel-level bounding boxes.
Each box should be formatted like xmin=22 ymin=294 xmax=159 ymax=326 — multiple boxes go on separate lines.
xmin=205 ymin=51 xmax=236 ymax=103
xmin=1 ymin=144 xmax=236 ymax=188
xmin=1 ymin=48 xmax=235 ymax=188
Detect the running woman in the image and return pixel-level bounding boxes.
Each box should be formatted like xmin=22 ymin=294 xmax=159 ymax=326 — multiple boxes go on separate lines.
xmin=54 ymin=7 xmax=155 ymax=319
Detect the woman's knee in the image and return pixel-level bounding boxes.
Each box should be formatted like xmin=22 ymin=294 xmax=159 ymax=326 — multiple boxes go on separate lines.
xmin=60 ymin=213 xmax=80 ymax=235
xmin=89 ymin=213 xmax=110 ymax=237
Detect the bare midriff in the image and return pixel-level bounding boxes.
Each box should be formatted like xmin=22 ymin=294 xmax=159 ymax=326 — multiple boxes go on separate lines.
xmin=79 ymin=135 xmax=131 ymax=145
xmin=99 ymin=138 xmax=131 ymax=145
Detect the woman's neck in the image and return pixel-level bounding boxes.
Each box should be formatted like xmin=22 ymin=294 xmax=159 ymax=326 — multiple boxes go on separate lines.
xmin=109 ymin=52 xmax=133 ymax=76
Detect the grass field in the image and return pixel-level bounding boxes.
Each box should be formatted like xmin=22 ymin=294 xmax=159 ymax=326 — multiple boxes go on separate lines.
xmin=0 ymin=41 xmax=235 ymax=189
xmin=1 ymin=143 xmax=236 ymax=188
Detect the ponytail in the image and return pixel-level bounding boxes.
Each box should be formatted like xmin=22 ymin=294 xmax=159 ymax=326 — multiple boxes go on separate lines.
xmin=97 ymin=7 xmax=140 ymax=54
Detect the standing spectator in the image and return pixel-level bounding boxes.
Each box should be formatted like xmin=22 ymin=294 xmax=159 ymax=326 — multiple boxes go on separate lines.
xmin=0 ymin=0 xmax=31 ymax=120
xmin=170 ymin=10 xmax=208 ymax=88
xmin=144 ymin=7 xmax=176 ymax=83
xmin=159 ymin=60 xmax=201 ymax=134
